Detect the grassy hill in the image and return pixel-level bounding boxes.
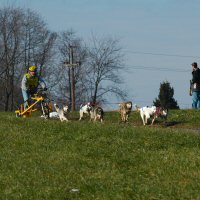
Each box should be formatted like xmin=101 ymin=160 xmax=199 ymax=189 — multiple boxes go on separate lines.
xmin=0 ymin=110 xmax=200 ymax=199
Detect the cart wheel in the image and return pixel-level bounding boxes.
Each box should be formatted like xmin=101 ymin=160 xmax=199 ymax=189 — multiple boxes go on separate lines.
xmin=15 ymin=111 xmax=21 ymax=117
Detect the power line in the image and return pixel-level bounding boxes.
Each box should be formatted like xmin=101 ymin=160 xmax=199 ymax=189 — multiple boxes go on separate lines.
xmin=126 ymin=65 xmax=190 ymax=73
xmin=125 ymin=50 xmax=200 ymax=59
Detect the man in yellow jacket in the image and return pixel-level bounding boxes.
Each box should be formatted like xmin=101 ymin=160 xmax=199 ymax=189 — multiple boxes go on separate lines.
xmin=21 ymin=66 xmax=47 ymax=109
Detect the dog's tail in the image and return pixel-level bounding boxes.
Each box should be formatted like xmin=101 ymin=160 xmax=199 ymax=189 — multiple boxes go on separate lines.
xmin=54 ymin=103 xmax=60 ymax=112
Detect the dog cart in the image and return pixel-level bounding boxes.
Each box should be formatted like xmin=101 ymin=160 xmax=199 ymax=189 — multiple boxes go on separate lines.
xmin=15 ymin=89 xmax=53 ymax=118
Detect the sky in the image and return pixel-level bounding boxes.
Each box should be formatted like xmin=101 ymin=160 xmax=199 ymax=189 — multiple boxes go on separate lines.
xmin=1 ymin=0 xmax=200 ymax=109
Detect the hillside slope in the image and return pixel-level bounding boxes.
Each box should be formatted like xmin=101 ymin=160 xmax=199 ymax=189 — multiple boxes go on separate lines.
xmin=0 ymin=110 xmax=200 ymax=199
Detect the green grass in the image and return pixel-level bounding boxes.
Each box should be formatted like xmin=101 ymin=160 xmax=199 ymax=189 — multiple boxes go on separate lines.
xmin=0 ymin=110 xmax=200 ymax=199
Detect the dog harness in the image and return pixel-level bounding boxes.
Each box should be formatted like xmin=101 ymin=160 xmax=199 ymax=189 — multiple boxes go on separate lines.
xmin=155 ymin=107 xmax=162 ymax=116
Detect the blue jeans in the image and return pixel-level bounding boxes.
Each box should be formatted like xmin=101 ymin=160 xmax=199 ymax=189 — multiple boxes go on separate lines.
xmin=192 ymin=91 xmax=200 ymax=109
xmin=22 ymin=89 xmax=31 ymax=109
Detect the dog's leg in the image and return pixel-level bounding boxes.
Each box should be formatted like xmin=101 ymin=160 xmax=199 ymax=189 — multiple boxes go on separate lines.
xmin=120 ymin=112 xmax=123 ymax=122
xmin=140 ymin=112 xmax=145 ymax=125
xmin=101 ymin=114 xmax=104 ymax=123
xmin=145 ymin=113 xmax=150 ymax=125
xmin=94 ymin=115 xmax=97 ymax=122
xmin=144 ymin=115 xmax=146 ymax=125
xmin=145 ymin=116 xmax=147 ymax=124
xmin=151 ymin=115 xmax=157 ymax=125
xmin=126 ymin=114 xmax=129 ymax=122
xmin=142 ymin=116 xmax=146 ymax=125
xmin=123 ymin=113 xmax=126 ymax=122
xmin=63 ymin=116 xmax=68 ymax=122
xmin=151 ymin=118 xmax=155 ymax=125
xmin=79 ymin=111 xmax=83 ymax=120
xmin=89 ymin=116 xmax=93 ymax=122
xmin=125 ymin=114 xmax=127 ymax=122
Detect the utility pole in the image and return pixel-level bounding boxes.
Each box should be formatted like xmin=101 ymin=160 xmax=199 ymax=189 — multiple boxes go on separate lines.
xmin=70 ymin=46 xmax=75 ymax=112
xmin=64 ymin=45 xmax=79 ymax=112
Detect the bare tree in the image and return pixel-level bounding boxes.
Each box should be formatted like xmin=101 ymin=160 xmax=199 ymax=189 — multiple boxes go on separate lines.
xmin=0 ymin=7 xmax=128 ymax=112
xmin=86 ymin=35 xmax=127 ymax=104
xmin=0 ymin=7 xmax=57 ymax=111
xmin=56 ymin=30 xmax=88 ymax=109
xmin=0 ymin=7 xmax=24 ymax=111
xmin=22 ymin=10 xmax=57 ymax=74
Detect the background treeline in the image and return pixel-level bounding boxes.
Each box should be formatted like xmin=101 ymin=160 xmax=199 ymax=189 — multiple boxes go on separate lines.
xmin=0 ymin=7 xmax=127 ymax=111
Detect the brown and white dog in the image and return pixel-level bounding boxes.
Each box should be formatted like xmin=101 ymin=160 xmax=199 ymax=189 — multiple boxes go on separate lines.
xmin=119 ymin=101 xmax=132 ymax=122
xmin=54 ymin=103 xmax=70 ymax=122
xmin=90 ymin=106 xmax=104 ymax=123
xmin=137 ymin=105 xmax=168 ymax=125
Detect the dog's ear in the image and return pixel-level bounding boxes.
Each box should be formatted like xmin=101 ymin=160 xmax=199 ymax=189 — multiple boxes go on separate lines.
xmin=54 ymin=103 xmax=60 ymax=110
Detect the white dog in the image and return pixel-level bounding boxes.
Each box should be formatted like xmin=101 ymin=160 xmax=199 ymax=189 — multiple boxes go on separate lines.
xmin=54 ymin=103 xmax=70 ymax=122
xmin=79 ymin=102 xmax=93 ymax=120
xmin=137 ymin=105 xmax=168 ymax=125
xmin=49 ymin=111 xmax=59 ymax=119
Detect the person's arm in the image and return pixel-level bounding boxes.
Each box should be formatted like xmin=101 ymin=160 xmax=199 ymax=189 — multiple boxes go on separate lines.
xmin=189 ymin=80 xmax=192 ymax=96
xmin=21 ymin=75 xmax=28 ymax=91
xmin=39 ymin=77 xmax=47 ymax=89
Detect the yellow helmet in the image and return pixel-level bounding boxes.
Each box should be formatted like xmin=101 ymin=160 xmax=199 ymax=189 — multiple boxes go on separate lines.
xmin=29 ymin=66 xmax=37 ymax=72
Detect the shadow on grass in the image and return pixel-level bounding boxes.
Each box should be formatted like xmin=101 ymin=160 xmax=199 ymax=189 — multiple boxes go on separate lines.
xmin=162 ymin=121 xmax=183 ymax=127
